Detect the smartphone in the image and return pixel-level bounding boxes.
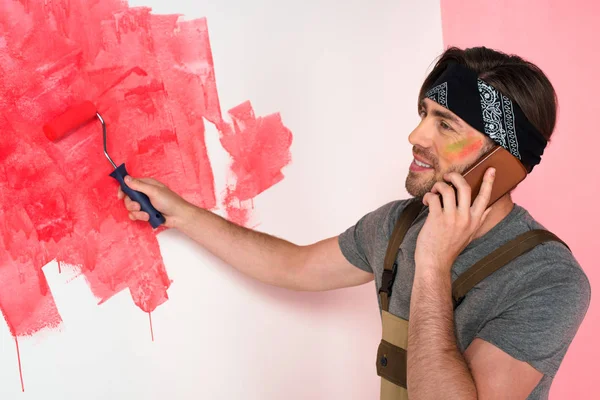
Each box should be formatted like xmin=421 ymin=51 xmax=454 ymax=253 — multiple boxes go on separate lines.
xmin=460 ymin=145 xmax=527 ymax=207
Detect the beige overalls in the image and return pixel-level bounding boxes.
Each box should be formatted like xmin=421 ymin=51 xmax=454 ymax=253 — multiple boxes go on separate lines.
xmin=375 ymin=200 xmax=568 ymax=400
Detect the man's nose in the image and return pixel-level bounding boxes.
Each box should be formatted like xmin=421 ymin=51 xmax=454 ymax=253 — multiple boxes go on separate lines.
xmin=408 ymin=119 xmax=436 ymax=149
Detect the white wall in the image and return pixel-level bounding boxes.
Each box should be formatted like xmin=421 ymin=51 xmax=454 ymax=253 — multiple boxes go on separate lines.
xmin=0 ymin=1 xmax=443 ymax=398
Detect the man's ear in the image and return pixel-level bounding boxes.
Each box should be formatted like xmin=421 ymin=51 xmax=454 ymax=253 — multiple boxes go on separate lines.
xmin=482 ymin=136 xmax=496 ymax=154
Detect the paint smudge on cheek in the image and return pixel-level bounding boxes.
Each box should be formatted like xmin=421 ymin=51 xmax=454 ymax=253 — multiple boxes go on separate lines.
xmin=444 ymin=135 xmax=485 ymax=163
xmin=0 ymin=0 xmax=292 ymax=366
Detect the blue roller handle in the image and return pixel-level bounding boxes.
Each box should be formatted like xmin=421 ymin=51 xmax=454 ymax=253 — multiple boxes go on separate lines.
xmin=109 ymin=163 xmax=166 ymax=228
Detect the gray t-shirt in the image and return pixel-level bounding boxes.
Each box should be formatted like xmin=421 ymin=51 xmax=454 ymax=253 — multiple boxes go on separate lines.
xmin=338 ymin=199 xmax=591 ymax=399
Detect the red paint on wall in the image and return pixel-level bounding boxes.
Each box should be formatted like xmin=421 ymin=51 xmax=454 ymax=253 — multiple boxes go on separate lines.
xmin=0 ymin=0 xmax=292 ymax=345
xmin=218 ymin=101 xmax=293 ymax=225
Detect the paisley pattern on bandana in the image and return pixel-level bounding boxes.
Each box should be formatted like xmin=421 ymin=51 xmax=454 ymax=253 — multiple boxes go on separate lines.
xmin=425 ymin=82 xmax=448 ymax=108
xmin=478 ymin=79 xmax=520 ymax=159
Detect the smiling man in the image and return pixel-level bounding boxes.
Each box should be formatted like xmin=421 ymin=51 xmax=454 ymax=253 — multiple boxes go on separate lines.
xmin=119 ymin=46 xmax=590 ymax=399
xmin=407 ymin=98 xmax=495 ymax=196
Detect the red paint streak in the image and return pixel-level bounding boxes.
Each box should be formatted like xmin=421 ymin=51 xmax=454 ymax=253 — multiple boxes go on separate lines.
xmin=218 ymin=102 xmax=293 ymax=225
xmin=0 ymin=0 xmax=292 ymax=351
xmin=445 ymin=137 xmax=484 ymax=163
xmin=0 ymin=208 xmax=62 ymax=336
xmin=15 ymin=337 xmax=25 ymax=392
xmin=149 ymin=312 xmax=154 ymax=342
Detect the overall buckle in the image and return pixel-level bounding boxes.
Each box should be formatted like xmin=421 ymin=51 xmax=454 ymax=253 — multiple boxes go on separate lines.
xmin=379 ymin=262 xmax=398 ymax=297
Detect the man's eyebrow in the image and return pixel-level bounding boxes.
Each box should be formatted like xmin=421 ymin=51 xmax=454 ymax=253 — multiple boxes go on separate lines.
xmin=419 ymin=99 xmax=464 ymax=128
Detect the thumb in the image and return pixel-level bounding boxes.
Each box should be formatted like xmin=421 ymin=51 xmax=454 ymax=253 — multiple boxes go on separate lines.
xmin=125 ymin=175 xmax=156 ymax=196
xmin=481 ymin=207 xmax=493 ymax=225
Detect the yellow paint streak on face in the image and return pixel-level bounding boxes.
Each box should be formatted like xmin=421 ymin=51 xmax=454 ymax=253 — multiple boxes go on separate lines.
xmin=444 ymin=135 xmax=484 ymax=163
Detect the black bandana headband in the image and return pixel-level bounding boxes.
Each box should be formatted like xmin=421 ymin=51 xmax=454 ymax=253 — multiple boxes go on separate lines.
xmin=424 ymin=62 xmax=547 ymax=170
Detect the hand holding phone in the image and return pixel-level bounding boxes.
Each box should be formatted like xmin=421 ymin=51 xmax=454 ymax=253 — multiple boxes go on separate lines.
xmin=461 ymin=146 xmax=527 ymax=207
xmin=419 ymin=147 xmax=523 ymax=268
xmin=438 ymin=146 xmax=527 ymax=208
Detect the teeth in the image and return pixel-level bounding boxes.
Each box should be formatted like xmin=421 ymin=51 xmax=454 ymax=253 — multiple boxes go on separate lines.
xmin=414 ymin=159 xmax=431 ymax=168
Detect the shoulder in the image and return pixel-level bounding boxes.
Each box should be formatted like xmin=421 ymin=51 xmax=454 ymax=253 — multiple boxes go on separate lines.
xmin=518 ymin=207 xmax=589 ymax=294
xmin=337 ymin=198 xmax=418 ymax=273
xmin=474 ymin=223 xmax=591 ymax=376
xmin=378 ymin=198 xmax=421 ymax=238
xmin=492 ymin=208 xmax=591 ymax=316
xmin=351 ymin=198 xmax=417 ymax=237
xmin=511 ymin=240 xmax=590 ymax=304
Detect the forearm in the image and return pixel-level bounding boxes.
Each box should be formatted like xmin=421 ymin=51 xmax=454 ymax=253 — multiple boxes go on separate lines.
xmin=407 ymin=266 xmax=477 ymax=400
xmin=172 ymin=204 xmax=306 ymax=290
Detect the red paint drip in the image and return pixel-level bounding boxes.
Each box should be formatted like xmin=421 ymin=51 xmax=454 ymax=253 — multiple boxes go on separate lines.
xmin=0 ymin=0 xmax=292 ymax=348
xmin=149 ymin=312 xmax=154 ymax=342
xmin=15 ymin=337 xmax=25 ymax=392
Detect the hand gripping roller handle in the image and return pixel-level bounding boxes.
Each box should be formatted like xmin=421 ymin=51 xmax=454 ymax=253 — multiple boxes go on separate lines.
xmin=43 ymin=101 xmax=166 ymax=228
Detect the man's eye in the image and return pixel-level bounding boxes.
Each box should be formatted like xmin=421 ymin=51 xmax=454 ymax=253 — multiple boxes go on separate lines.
xmin=440 ymin=121 xmax=453 ymax=131
xmin=419 ymin=110 xmax=426 ymax=118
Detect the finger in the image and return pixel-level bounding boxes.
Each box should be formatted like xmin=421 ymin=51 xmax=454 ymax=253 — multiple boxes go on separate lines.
xmin=117 ymin=186 xmax=124 ymax=200
xmin=423 ymin=192 xmax=442 ymax=215
xmin=472 ymin=167 xmax=496 ymax=216
xmin=129 ymin=211 xmax=150 ymax=221
xmin=444 ymin=172 xmax=471 ymax=213
xmin=432 ymin=181 xmax=456 ymax=212
xmin=124 ymin=196 xmax=141 ymax=212
xmin=124 ymin=176 xmax=158 ymax=197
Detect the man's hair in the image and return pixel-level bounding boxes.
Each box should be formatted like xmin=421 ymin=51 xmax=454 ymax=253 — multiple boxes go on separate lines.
xmin=419 ymin=46 xmax=558 ymax=169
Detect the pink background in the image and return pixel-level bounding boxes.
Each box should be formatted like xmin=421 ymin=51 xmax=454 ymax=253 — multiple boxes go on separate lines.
xmin=440 ymin=1 xmax=599 ymax=398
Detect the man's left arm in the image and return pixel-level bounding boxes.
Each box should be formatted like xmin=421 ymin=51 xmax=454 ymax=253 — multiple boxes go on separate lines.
xmin=407 ymin=266 xmax=478 ymax=399
xmin=407 ymin=267 xmax=543 ymax=400
xmin=405 ymin=169 xmax=495 ymax=399
xmin=406 ymin=169 xmax=590 ymax=399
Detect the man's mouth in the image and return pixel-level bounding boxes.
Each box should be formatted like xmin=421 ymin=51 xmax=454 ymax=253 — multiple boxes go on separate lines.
xmin=410 ymin=155 xmax=434 ymax=172
xmin=414 ymin=159 xmax=432 ymax=168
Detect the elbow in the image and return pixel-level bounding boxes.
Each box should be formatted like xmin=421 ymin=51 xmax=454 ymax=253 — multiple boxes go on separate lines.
xmin=283 ymin=243 xmax=321 ymax=292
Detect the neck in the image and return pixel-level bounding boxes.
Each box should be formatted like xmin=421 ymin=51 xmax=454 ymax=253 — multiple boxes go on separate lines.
xmin=473 ymin=193 xmax=514 ymax=240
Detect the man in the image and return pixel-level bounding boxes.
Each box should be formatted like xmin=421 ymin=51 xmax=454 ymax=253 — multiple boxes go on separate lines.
xmin=118 ymin=47 xmax=590 ymax=399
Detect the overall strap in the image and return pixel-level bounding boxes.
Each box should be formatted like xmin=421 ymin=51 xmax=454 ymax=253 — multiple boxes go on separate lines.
xmin=452 ymin=229 xmax=570 ymax=308
xmin=379 ymin=200 xmax=424 ymax=312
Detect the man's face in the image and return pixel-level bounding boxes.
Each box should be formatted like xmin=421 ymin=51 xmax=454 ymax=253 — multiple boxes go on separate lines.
xmin=405 ymin=98 xmax=493 ymax=197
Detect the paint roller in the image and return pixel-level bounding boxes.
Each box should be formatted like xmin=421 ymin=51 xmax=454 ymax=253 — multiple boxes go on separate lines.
xmin=43 ymin=101 xmax=166 ymax=228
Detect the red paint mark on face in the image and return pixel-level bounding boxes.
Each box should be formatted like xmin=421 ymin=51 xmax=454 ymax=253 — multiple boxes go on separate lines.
xmin=0 ymin=0 xmax=292 ymax=371
xmin=444 ymin=136 xmax=484 ymax=162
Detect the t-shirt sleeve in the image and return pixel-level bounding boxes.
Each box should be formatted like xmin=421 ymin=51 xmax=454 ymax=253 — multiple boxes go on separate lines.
xmin=476 ymin=260 xmax=591 ymax=377
xmin=337 ymin=200 xmax=403 ymax=273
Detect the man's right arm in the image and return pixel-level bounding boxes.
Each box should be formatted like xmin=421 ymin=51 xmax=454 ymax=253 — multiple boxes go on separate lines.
xmin=119 ymin=176 xmax=373 ymax=292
